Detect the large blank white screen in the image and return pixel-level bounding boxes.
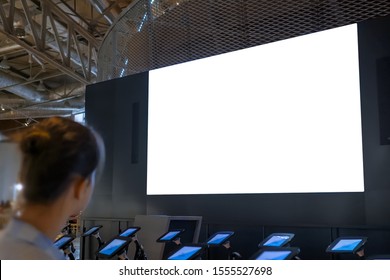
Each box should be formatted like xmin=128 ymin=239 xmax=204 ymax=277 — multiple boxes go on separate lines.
xmin=148 ymin=24 xmax=364 ymax=195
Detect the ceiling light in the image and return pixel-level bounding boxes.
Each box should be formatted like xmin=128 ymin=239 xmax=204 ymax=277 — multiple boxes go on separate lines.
xmin=14 ymin=27 xmax=26 ymax=38
xmin=0 ymin=56 xmax=10 ymax=70
xmin=14 ymin=21 xmax=26 ymax=38
xmin=1 ymin=104 xmax=5 ymax=111
xmin=14 ymin=183 xmax=23 ymax=192
xmin=24 ymin=118 xmax=32 ymax=126
xmin=37 ymin=80 xmax=47 ymax=92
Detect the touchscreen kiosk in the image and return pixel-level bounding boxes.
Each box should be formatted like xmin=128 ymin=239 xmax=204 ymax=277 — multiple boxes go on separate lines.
xmin=206 ymin=231 xmax=234 ymax=246
xmin=259 ymin=233 xmax=295 ymax=247
xmin=119 ymin=227 xmax=141 ymax=238
xmin=326 ymin=237 xmax=367 ymax=254
xmin=54 ymin=235 xmax=75 ymax=250
xmin=251 ymin=247 xmax=300 ymax=260
xmin=157 ymin=229 xmax=184 ymax=242
xmin=82 ymin=225 xmax=102 ymax=237
xmin=97 ymin=238 xmax=131 ymax=259
xmin=167 ymin=245 xmax=205 ymax=260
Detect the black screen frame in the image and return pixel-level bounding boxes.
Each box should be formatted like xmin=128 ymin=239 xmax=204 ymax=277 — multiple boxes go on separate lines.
xmin=119 ymin=226 xmax=141 ymax=238
xmin=326 ymin=236 xmax=367 ymax=254
xmin=250 ymin=246 xmax=300 ymax=260
xmin=82 ymin=225 xmax=103 ymax=237
xmin=259 ymin=233 xmax=295 ymax=247
xmin=166 ymin=244 xmax=205 ymax=260
xmin=156 ymin=229 xmax=185 ymax=243
xmin=206 ymin=231 xmax=235 ymax=246
xmin=96 ymin=238 xmax=131 ymax=259
xmin=53 ymin=235 xmax=75 ymax=250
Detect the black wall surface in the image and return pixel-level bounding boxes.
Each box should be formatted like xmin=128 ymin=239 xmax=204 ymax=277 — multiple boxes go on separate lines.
xmin=85 ymin=15 xmax=390 ymax=259
xmin=359 ymin=16 xmax=390 ymax=227
xmin=85 ymin=73 xmax=148 ymax=218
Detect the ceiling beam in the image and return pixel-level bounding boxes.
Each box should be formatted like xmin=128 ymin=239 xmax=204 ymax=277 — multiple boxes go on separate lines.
xmin=0 ymin=1 xmax=98 ymax=83
xmin=0 ymin=71 xmax=65 ymax=92
xmin=43 ymin=0 xmax=99 ymax=48
xmin=0 ymin=31 xmax=90 ymax=84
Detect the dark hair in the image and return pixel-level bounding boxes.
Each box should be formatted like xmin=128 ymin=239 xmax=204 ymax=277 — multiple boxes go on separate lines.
xmin=13 ymin=117 xmax=104 ymax=204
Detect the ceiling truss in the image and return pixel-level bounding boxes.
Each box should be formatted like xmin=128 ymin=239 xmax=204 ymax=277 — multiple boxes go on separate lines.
xmin=0 ymin=0 xmax=133 ymax=130
xmin=0 ymin=0 xmax=98 ymax=84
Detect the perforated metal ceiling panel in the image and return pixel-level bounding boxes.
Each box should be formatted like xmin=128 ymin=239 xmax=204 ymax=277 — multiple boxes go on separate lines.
xmin=97 ymin=0 xmax=390 ymax=81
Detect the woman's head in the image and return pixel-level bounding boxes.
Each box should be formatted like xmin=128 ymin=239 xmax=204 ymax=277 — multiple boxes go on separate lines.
xmin=13 ymin=117 xmax=104 ymax=206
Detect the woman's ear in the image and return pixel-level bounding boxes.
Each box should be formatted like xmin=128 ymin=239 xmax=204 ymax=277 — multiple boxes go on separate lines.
xmin=72 ymin=175 xmax=89 ymax=200
xmin=68 ymin=175 xmax=92 ymax=217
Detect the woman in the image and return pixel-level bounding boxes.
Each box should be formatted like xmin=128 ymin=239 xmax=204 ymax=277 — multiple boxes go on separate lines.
xmin=0 ymin=117 xmax=104 ymax=259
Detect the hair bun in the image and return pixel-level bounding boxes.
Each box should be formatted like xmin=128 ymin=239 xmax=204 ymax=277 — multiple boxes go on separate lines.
xmin=20 ymin=130 xmax=51 ymax=155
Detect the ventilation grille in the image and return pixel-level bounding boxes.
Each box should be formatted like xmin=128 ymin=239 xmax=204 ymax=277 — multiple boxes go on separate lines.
xmin=97 ymin=0 xmax=390 ymax=81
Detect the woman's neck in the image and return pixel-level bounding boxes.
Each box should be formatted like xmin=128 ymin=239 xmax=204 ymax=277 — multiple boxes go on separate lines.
xmin=18 ymin=202 xmax=69 ymax=240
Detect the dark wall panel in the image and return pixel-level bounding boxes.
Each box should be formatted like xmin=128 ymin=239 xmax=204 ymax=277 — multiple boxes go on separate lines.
xmin=85 ymin=72 xmax=148 ymax=219
xmin=111 ymin=75 xmax=148 ymax=218
xmin=85 ymin=79 xmax=115 ymax=218
xmin=147 ymin=193 xmax=365 ymax=227
xmin=358 ymin=16 xmax=390 ymax=226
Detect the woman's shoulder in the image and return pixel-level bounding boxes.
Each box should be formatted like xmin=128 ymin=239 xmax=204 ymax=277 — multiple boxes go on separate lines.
xmin=0 ymin=218 xmax=65 ymax=260
xmin=0 ymin=239 xmax=59 ymax=260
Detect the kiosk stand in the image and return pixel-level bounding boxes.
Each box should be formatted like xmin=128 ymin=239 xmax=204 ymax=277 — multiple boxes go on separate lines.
xmin=250 ymin=247 xmax=300 ymax=260
xmin=63 ymin=245 xmax=76 ymax=260
xmin=92 ymin=232 xmax=105 ymax=249
xmin=156 ymin=229 xmax=184 ymax=245
xmin=256 ymin=233 xmax=300 ymax=260
xmin=326 ymin=236 xmax=367 ymax=260
xmin=81 ymin=225 xmax=104 ymax=260
xmin=166 ymin=244 xmax=206 ymax=260
xmin=258 ymin=233 xmax=295 ymax=248
xmin=156 ymin=229 xmax=184 ymax=258
xmin=96 ymin=226 xmax=147 ymax=260
xmin=206 ymin=231 xmax=241 ymax=260
xmin=118 ymin=227 xmax=147 ymax=260
xmin=54 ymin=235 xmax=76 ymax=260
xmin=133 ymin=236 xmax=147 ymax=260
xmin=133 ymin=215 xmax=202 ymax=260
xmin=117 ymin=250 xmax=129 ymax=260
xmin=96 ymin=237 xmax=132 ymax=260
